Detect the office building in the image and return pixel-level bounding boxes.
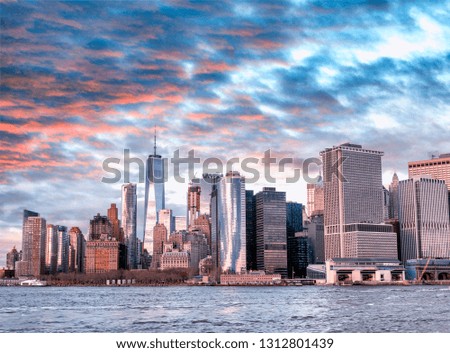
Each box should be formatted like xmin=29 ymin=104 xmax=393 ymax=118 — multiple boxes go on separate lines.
xmin=389 ymin=173 xmax=400 ymax=219
xmin=6 ymin=246 xmax=20 ymax=271
xmin=56 ymin=226 xmax=69 ymax=273
xmin=160 ymin=250 xmax=190 ymax=270
xmin=382 ymin=186 xmax=390 ymax=221
xmin=45 ymin=224 xmax=58 ymax=274
xmin=152 ymin=223 xmax=168 ymax=269
xmin=68 ymin=227 xmax=84 ymax=273
xmin=122 ymin=183 xmax=138 ymax=269
xmin=187 ymin=184 xmax=201 ymax=227
xmin=398 ymin=177 xmax=450 ymax=261
xmin=108 ymin=203 xmax=123 ymax=242
xmin=85 ymin=240 xmax=119 ymax=274
xmin=158 ymin=209 xmax=174 ymax=234
xmin=286 ymin=202 xmax=304 ymax=278
xmin=211 ymin=172 xmax=246 ymax=275
xmin=307 ymin=182 xmax=324 ymax=217
xmin=408 ymin=153 xmax=450 ymax=190
xmin=174 ymin=216 xmax=187 ymax=232
xmin=16 ymin=210 xmax=46 ymax=277
xmin=245 ymin=190 xmax=257 ymax=271
xmin=143 ymin=133 xmax=165 ymax=257
xmin=89 ymin=213 xmax=112 ymax=240
xmin=191 ymin=214 xmax=211 ymax=249
xmin=255 ymin=187 xmax=287 ymax=277
xmin=320 ymin=143 xmax=398 ymax=259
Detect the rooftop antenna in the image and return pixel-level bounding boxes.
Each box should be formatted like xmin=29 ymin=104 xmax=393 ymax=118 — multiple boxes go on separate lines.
xmin=154 ymin=124 xmax=157 ymax=156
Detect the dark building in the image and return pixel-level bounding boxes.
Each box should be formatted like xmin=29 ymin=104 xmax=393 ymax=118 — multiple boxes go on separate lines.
xmin=245 ymin=190 xmax=257 ymax=271
xmin=255 ymin=187 xmax=287 ymax=277
xmin=286 ymin=202 xmax=304 ymax=278
xmin=89 ymin=213 xmax=112 ymax=241
xmin=6 ymin=246 xmax=20 ymax=270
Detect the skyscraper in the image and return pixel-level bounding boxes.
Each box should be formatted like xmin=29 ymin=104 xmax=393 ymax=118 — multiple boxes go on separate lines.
xmin=398 ymin=177 xmax=450 ymax=261
xmin=255 ymin=187 xmax=287 ymax=277
xmin=306 ymin=182 xmax=324 ymax=217
xmin=320 ymin=143 xmax=397 ymax=259
xmin=6 ymin=246 xmax=20 ymax=271
xmin=68 ymin=227 xmax=85 ymax=273
xmin=286 ymin=201 xmax=304 ymax=278
xmin=152 ymin=223 xmax=168 ymax=269
xmin=245 ymin=190 xmax=257 ymax=271
xmin=122 ymin=183 xmax=137 ymax=269
xmin=17 ymin=210 xmax=46 ymax=277
xmin=187 ymin=184 xmax=201 ymax=227
xmin=143 ymin=132 xmax=165 ymax=258
xmin=108 ymin=203 xmax=123 ymax=242
xmin=56 ymin=226 xmax=69 ymax=273
xmin=158 ymin=209 xmax=174 ymax=234
xmin=408 ymin=153 xmax=450 ymax=190
xmin=174 ymin=216 xmax=187 ymax=232
xmin=45 ymin=224 xmax=58 ymax=274
xmin=389 ymin=173 xmax=400 ymax=219
xmin=211 ymin=172 xmax=246 ymax=275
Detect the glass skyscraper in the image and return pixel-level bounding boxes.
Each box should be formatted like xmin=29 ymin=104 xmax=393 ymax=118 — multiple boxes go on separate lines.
xmin=122 ymin=183 xmax=137 ymax=269
xmin=143 ymin=138 xmax=165 ymax=259
xmin=211 ymin=172 xmax=246 ymax=275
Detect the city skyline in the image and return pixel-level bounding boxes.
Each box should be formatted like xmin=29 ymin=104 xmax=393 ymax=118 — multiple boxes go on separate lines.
xmin=1 ymin=1 xmax=450 ymax=267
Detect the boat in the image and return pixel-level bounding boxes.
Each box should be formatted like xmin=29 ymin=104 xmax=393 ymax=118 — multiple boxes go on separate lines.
xmin=20 ymin=279 xmax=48 ymax=286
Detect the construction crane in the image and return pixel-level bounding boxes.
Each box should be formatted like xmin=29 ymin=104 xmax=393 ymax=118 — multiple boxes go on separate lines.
xmin=418 ymin=257 xmax=432 ymax=282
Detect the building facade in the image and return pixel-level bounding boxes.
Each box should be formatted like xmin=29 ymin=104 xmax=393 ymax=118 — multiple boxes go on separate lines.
xmin=245 ymin=190 xmax=257 ymax=271
xmin=122 ymin=183 xmax=138 ymax=269
xmin=85 ymin=240 xmax=119 ymax=274
xmin=389 ymin=173 xmax=400 ymax=219
xmin=307 ymin=182 xmax=324 ymax=217
xmin=320 ymin=143 xmax=397 ymax=260
xmin=17 ymin=210 xmax=46 ymax=277
xmin=286 ymin=202 xmax=304 ymax=278
xmin=398 ymin=177 xmax=450 ymax=262
xmin=187 ymin=184 xmax=201 ymax=227
xmin=152 ymin=223 xmax=168 ymax=269
xmin=211 ymin=172 xmax=246 ymax=275
xmin=158 ymin=209 xmax=174 ymax=235
xmin=255 ymin=187 xmax=287 ymax=277
xmin=408 ymin=153 xmax=450 ymax=190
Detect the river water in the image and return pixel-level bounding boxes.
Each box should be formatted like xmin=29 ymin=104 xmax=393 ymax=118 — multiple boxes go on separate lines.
xmin=0 ymin=286 xmax=449 ymax=332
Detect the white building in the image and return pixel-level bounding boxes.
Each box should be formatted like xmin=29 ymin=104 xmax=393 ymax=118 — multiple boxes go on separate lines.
xmin=398 ymin=177 xmax=450 ymax=262
xmin=320 ymin=143 xmax=398 ymax=259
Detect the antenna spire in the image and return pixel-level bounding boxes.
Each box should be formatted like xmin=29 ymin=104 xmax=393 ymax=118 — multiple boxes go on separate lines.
xmin=154 ymin=124 xmax=157 ymax=155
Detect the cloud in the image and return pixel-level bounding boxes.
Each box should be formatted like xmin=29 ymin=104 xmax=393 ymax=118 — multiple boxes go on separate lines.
xmin=0 ymin=0 xmax=449 ymax=266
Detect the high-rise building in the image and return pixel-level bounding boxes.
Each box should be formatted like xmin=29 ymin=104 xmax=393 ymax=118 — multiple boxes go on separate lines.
xmin=152 ymin=223 xmax=168 ymax=268
xmin=187 ymin=184 xmax=201 ymax=227
xmin=255 ymin=187 xmax=287 ymax=277
xmin=191 ymin=214 xmax=211 ymax=249
xmin=307 ymin=182 xmax=324 ymax=217
xmin=301 ymin=214 xmax=325 ymax=264
xmin=158 ymin=209 xmax=174 ymax=234
xmin=122 ymin=183 xmax=138 ymax=269
xmin=17 ymin=210 xmax=46 ymax=277
xmin=108 ymin=203 xmax=123 ymax=242
xmin=320 ymin=143 xmax=398 ymax=259
xmin=89 ymin=213 xmax=112 ymax=241
xmin=389 ymin=173 xmax=400 ymax=219
xmin=174 ymin=216 xmax=187 ymax=232
xmin=6 ymin=246 xmax=20 ymax=271
xmin=85 ymin=240 xmax=119 ymax=274
xmin=68 ymin=227 xmax=84 ymax=273
xmin=382 ymin=186 xmax=390 ymax=221
xmin=211 ymin=172 xmax=246 ymax=276
xmin=56 ymin=226 xmax=69 ymax=273
xmin=184 ymin=231 xmax=209 ymax=274
xmin=398 ymin=177 xmax=450 ymax=262
xmin=45 ymin=224 xmax=58 ymax=274
xmin=191 ymin=174 xmax=218 ymax=216
xmin=245 ymin=190 xmax=257 ymax=271
xmin=143 ymin=134 xmax=165 ymax=257
xmin=286 ymin=201 xmax=304 ymax=278
xmin=408 ymin=153 xmax=450 ymax=190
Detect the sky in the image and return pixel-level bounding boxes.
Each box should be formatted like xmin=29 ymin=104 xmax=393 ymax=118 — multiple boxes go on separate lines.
xmin=1 ymin=0 xmax=449 ymax=266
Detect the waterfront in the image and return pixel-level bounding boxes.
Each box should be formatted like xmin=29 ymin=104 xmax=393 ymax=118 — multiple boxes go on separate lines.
xmin=0 ymin=286 xmax=449 ymax=333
